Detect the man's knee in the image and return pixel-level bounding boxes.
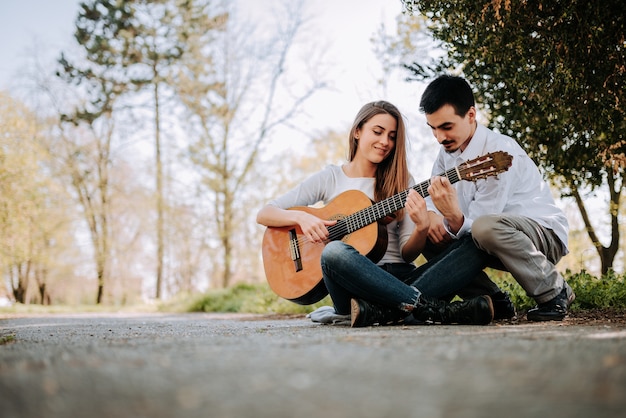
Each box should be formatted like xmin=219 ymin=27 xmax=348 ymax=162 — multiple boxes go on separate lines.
xmin=472 ymin=215 xmax=502 ymax=250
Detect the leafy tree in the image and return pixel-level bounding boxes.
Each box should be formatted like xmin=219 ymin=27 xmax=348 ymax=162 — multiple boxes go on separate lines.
xmin=175 ymin=0 xmax=327 ymax=288
xmin=55 ymin=118 xmax=118 ymax=304
xmin=399 ymin=0 xmax=625 ymax=273
xmin=56 ymin=1 xmax=132 ymax=303
xmin=58 ymin=0 xmax=227 ymax=299
xmin=0 ymin=92 xmax=72 ymax=304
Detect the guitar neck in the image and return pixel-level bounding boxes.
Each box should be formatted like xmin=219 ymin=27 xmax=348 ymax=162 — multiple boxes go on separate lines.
xmin=327 ymin=166 xmax=460 ymax=240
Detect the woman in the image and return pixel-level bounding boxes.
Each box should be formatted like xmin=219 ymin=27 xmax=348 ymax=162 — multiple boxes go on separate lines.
xmin=256 ymin=101 xmax=493 ymax=327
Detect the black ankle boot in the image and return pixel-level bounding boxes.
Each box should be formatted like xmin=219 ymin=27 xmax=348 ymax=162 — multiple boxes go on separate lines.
xmin=412 ymin=295 xmax=494 ymax=325
xmin=526 ymin=286 xmax=574 ymax=321
xmin=350 ymin=299 xmax=408 ymax=327
xmin=491 ymin=291 xmax=517 ymax=320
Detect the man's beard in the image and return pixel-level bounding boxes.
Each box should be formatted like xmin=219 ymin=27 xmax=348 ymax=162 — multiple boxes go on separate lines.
xmin=442 ymin=140 xmax=459 ymax=153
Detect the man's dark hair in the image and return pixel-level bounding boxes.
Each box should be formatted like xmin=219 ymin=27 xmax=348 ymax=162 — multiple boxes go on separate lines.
xmin=419 ymin=75 xmax=475 ymax=116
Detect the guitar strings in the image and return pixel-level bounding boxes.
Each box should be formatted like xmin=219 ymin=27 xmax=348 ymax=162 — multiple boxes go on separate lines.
xmin=288 ymin=168 xmax=463 ymax=251
xmin=282 ymin=152 xmax=510 ymax=261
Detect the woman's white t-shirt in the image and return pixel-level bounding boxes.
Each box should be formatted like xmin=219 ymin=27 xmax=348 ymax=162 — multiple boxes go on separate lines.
xmin=269 ymin=165 xmax=416 ymax=265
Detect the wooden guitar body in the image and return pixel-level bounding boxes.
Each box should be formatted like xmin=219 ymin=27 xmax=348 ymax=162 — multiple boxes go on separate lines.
xmin=262 ymin=190 xmax=387 ymax=305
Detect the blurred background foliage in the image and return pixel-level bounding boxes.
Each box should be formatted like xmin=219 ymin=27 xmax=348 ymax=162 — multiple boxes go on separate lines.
xmin=1 ymin=0 xmax=624 ymax=311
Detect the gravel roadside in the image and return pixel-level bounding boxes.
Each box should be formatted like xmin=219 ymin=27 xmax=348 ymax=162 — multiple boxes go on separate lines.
xmin=1 ymin=312 xmax=625 ymax=418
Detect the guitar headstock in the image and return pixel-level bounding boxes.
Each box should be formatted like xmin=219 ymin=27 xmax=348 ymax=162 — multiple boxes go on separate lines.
xmin=457 ymin=151 xmax=513 ymax=181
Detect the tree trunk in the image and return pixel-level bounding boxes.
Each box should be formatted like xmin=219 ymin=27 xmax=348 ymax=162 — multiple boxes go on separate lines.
xmin=154 ymin=80 xmax=164 ymax=299
xmin=96 ymin=266 xmax=105 ymax=304
xmin=10 ymin=263 xmax=29 ymax=304
xmin=571 ymin=179 xmax=620 ymax=275
xmin=35 ymin=266 xmax=50 ymax=305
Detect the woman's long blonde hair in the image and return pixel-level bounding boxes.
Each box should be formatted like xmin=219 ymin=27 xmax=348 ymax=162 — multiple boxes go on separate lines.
xmin=348 ymin=101 xmax=410 ymax=217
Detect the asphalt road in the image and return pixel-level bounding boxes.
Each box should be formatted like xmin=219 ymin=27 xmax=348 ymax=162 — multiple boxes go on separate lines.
xmin=1 ymin=312 xmax=625 ymax=418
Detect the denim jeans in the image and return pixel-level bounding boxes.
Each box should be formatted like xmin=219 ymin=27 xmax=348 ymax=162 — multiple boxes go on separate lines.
xmin=320 ymin=235 xmax=489 ymax=315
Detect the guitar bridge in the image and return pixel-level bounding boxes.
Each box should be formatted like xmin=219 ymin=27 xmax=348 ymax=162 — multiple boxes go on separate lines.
xmin=289 ymin=229 xmax=303 ymax=272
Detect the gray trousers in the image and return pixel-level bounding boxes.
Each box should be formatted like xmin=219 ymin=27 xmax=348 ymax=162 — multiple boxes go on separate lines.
xmin=472 ymin=214 xmax=570 ymax=304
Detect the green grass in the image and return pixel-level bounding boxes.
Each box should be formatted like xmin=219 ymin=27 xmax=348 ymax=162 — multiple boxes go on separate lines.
xmin=1 ymin=270 xmax=623 ymax=316
xmin=0 ymin=334 xmax=15 ymax=345
xmin=185 ymin=270 xmax=626 ymax=315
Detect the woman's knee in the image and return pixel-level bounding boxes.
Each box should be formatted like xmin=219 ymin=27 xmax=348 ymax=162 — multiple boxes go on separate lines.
xmin=321 ymin=241 xmax=357 ymax=277
xmin=321 ymin=241 xmax=350 ymax=265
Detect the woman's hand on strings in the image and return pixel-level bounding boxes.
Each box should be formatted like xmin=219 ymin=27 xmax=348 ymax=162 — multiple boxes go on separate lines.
xmin=297 ymin=212 xmax=337 ymax=244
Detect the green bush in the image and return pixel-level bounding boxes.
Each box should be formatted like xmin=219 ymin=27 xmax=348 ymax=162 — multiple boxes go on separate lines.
xmin=187 ymin=270 xmax=626 ymax=314
xmin=187 ymin=282 xmax=333 ymax=314
xmin=488 ymin=268 xmax=626 ymax=312
xmin=566 ymin=270 xmax=626 ymax=310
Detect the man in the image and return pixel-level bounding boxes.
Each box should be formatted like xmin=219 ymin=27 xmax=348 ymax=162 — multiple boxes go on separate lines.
xmin=420 ymin=75 xmax=574 ymax=321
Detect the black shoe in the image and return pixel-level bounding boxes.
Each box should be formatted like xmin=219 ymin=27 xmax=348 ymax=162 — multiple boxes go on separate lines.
xmin=491 ymin=291 xmax=517 ymax=321
xmin=350 ymin=299 xmax=408 ymax=328
xmin=526 ymin=286 xmax=574 ymax=322
xmin=413 ymin=295 xmax=494 ymax=325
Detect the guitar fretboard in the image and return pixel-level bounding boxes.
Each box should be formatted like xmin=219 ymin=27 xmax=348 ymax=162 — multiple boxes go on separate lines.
xmin=327 ymin=166 xmax=460 ymax=241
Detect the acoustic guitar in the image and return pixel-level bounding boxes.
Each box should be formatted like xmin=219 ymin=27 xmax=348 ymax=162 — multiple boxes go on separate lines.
xmin=262 ymin=151 xmax=513 ymax=305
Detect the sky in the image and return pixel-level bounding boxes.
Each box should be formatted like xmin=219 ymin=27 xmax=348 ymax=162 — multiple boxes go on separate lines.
xmin=0 ymin=0 xmax=436 ymax=175
xmin=0 ymin=0 xmax=422 ymax=108
xmin=0 ymin=1 xmax=78 ymax=85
